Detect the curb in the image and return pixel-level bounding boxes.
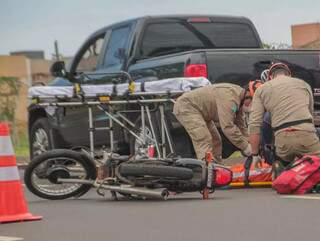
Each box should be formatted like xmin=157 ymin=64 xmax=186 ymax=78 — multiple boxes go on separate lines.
xmin=17 ymin=163 xmax=28 ymax=169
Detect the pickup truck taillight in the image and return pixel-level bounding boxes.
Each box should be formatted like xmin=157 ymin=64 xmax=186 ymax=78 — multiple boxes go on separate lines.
xmin=184 ymin=64 xmax=208 ymax=78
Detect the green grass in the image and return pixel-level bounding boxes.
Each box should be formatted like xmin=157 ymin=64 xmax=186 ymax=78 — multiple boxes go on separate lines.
xmin=13 ymin=131 xmax=29 ymax=157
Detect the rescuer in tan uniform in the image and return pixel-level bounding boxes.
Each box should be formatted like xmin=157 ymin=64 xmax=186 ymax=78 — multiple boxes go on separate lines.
xmin=173 ymin=81 xmax=262 ymax=162
xmin=249 ymin=63 xmax=320 ymax=165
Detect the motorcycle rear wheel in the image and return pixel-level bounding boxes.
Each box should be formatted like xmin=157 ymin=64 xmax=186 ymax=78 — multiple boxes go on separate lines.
xmin=24 ymin=149 xmax=97 ymax=200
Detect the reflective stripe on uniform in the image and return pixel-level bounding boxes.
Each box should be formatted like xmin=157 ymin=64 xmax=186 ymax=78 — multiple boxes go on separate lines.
xmin=232 ymin=167 xmax=272 ymax=179
xmin=0 ymin=136 xmax=14 ymax=156
xmin=0 ymin=166 xmax=20 ymax=181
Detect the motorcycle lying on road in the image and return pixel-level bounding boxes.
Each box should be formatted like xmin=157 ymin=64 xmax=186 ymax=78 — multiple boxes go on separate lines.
xmin=24 ymin=149 xmax=233 ymax=200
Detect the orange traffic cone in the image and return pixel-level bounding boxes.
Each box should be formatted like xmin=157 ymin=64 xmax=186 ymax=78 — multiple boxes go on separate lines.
xmin=0 ymin=122 xmax=42 ymax=223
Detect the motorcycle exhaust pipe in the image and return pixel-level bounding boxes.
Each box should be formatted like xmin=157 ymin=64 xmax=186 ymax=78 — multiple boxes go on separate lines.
xmin=99 ymin=184 xmax=169 ymax=200
xmin=58 ymin=178 xmax=169 ymax=200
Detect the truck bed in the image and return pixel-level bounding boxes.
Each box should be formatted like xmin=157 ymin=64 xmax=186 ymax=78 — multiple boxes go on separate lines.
xmin=204 ymin=48 xmax=320 ymax=104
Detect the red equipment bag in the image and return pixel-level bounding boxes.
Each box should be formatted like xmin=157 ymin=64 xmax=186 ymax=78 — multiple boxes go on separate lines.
xmin=272 ymin=155 xmax=320 ymax=194
xmin=214 ymin=164 xmax=233 ymax=187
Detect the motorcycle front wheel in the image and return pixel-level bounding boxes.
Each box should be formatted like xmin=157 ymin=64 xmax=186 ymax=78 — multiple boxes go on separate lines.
xmin=24 ymin=149 xmax=97 ymax=200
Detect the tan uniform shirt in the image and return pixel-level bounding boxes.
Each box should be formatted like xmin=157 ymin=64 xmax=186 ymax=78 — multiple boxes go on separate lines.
xmin=249 ymin=76 xmax=315 ymax=136
xmin=175 ymin=83 xmax=248 ymax=150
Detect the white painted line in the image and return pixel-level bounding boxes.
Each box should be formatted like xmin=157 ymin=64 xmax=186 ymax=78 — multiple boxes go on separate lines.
xmin=0 ymin=236 xmax=23 ymax=241
xmin=281 ymin=195 xmax=320 ymax=200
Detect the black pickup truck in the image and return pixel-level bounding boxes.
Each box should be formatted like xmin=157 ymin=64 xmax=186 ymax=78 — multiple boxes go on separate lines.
xmin=28 ymin=15 xmax=320 ymax=158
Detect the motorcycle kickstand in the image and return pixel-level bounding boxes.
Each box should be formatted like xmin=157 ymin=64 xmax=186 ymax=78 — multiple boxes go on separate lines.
xmin=111 ymin=191 xmax=118 ymax=201
xmin=203 ymin=151 xmax=214 ymax=200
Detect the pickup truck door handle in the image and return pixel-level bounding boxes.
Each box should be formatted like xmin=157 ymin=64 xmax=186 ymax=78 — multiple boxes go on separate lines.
xmin=257 ymin=60 xmax=272 ymax=65
xmin=258 ymin=60 xmax=272 ymax=65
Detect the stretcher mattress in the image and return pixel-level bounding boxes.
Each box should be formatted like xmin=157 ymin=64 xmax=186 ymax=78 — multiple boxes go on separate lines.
xmin=28 ymin=77 xmax=210 ymax=98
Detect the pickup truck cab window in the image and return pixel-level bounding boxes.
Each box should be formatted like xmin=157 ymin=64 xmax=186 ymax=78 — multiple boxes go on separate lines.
xmin=141 ymin=22 xmax=205 ymax=58
xmin=76 ymin=36 xmax=105 ymax=72
xmin=102 ymin=25 xmax=131 ymax=71
xmin=140 ymin=21 xmax=260 ymax=58
xmin=192 ymin=22 xmax=259 ymax=48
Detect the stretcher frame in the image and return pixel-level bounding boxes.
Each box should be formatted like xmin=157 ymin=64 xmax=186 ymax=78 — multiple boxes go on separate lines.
xmin=31 ymin=87 xmax=184 ymax=159
xmin=30 ymin=74 xmax=274 ymax=190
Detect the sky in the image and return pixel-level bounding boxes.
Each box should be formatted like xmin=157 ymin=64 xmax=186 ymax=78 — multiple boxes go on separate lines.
xmin=1 ymin=0 xmax=319 ymax=59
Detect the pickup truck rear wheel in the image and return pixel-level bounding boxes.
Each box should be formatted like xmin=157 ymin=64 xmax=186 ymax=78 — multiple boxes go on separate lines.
xmin=30 ymin=118 xmax=54 ymax=159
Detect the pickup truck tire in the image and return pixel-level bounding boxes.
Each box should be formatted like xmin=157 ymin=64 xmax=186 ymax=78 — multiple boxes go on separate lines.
xmin=30 ymin=118 xmax=55 ymax=159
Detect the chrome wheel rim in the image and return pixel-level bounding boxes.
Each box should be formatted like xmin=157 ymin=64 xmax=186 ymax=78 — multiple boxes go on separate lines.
xmin=31 ymin=157 xmax=88 ymax=197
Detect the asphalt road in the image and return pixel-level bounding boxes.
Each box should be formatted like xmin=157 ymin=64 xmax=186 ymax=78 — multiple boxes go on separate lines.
xmin=1 ymin=171 xmax=319 ymax=241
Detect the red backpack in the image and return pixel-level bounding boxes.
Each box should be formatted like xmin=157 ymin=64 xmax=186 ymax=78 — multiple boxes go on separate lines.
xmin=272 ymin=155 xmax=320 ymax=194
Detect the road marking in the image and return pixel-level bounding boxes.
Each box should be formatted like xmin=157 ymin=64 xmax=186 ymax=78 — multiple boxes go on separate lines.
xmin=0 ymin=236 xmax=23 ymax=241
xmin=281 ymin=195 xmax=320 ymax=200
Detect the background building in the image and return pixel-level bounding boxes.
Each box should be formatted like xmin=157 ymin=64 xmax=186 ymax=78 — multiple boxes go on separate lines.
xmin=291 ymin=22 xmax=320 ymax=49
xmin=10 ymin=50 xmax=45 ymax=60
xmin=0 ymin=52 xmax=53 ymax=127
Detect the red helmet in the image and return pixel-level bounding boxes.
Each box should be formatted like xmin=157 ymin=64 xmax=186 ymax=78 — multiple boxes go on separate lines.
xmin=268 ymin=62 xmax=291 ymax=80
xmin=248 ymin=80 xmax=263 ymax=97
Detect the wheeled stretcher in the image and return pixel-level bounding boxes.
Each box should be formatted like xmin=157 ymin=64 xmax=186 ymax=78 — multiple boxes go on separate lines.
xmin=29 ymin=76 xmax=211 ymax=158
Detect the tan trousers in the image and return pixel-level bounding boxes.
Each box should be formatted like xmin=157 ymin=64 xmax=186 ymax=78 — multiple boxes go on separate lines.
xmin=173 ymin=102 xmax=222 ymax=161
xmin=275 ymin=130 xmax=320 ymax=162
